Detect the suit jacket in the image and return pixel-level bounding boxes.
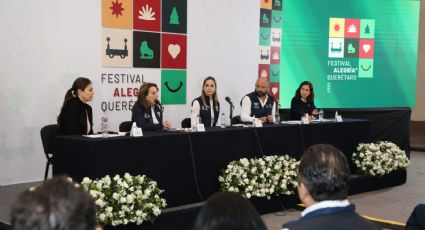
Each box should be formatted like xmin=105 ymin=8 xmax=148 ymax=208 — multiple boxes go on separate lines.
xmin=282 ymin=205 xmax=381 ymax=230
xmin=131 ymin=102 xmax=163 ymax=131
xmin=58 ymin=97 xmax=93 ymax=135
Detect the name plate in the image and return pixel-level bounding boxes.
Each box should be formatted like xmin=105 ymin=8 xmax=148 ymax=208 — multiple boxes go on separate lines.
xmin=301 ymin=117 xmax=310 ymax=124
xmin=196 ymin=123 xmax=206 ymax=132
xmin=131 ymin=127 xmax=143 ymax=137
xmin=335 ymin=115 xmax=343 ymax=122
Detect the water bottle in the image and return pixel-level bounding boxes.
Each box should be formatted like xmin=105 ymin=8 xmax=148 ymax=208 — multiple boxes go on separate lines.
xmin=220 ymin=113 xmax=226 ymax=128
xmin=190 ymin=108 xmax=197 ymax=131
xmin=274 ymin=113 xmax=280 ymax=124
xmin=334 ymin=111 xmax=339 ymax=121
xmin=319 ymin=109 xmax=324 ymax=121
xmin=197 ymin=114 xmax=202 ymax=124
xmin=100 ymin=115 xmax=108 ymax=137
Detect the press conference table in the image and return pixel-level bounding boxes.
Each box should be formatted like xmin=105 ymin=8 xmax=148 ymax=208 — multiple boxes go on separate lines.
xmin=53 ymin=118 xmax=370 ymax=207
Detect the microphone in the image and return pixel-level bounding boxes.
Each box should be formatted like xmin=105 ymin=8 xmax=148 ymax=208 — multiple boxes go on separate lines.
xmin=225 ymin=96 xmax=234 ymax=108
xmin=155 ymin=99 xmax=164 ymax=112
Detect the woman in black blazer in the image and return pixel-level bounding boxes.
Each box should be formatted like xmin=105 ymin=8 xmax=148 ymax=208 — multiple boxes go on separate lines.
xmin=57 ymin=77 xmax=94 ymax=135
xmin=290 ymin=81 xmax=318 ymax=120
xmin=131 ymin=82 xmax=171 ymax=131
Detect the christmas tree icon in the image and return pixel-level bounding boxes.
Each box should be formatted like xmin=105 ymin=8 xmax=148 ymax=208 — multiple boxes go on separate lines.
xmin=169 ymin=6 xmax=180 ymax=25
xmin=365 ymin=24 xmax=370 ymax=34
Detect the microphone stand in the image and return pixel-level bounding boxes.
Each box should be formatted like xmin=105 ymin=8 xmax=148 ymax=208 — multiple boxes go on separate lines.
xmin=229 ymin=103 xmax=234 ymax=126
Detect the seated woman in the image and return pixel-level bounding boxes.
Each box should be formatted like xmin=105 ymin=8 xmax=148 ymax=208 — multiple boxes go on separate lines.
xmin=57 ymin=77 xmax=94 ymax=135
xmin=290 ymin=81 xmax=318 ymax=120
xmin=192 ymin=191 xmax=267 ymax=230
xmin=131 ymin=83 xmax=171 ymax=131
xmin=191 ymin=76 xmax=220 ymax=127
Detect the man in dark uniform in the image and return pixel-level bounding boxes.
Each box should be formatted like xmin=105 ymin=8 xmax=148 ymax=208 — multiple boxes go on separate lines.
xmin=282 ymin=144 xmax=381 ymax=230
xmin=240 ymin=77 xmax=276 ymax=124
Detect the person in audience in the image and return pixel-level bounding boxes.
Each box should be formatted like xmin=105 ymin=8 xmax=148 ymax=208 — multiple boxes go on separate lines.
xmin=58 ymin=77 xmax=94 ymax=135
xmin=192 ymin=191 xmax=267 ymax=230
xmin=405 ymin=204 xmax=425 ymax=230
xmin=11 ymin=177 xmax=100 ymax=230
xmin=191 ymin=76 xmax=220 ymax=127
xmin=132 ymin=82 xmax=171 ymax=131
xmin=289 ymin=81 xmax=318 ymax=120
xmin=282 ymin=144 xmax=381 ymax=230
xmin=240 ymin=77 xmax=276 ymax=124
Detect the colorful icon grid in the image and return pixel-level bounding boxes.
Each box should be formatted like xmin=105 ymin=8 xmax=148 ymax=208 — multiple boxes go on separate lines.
xmin=259 ymin=0 xmax=282 ymax=102
xmin=102 ymin=0 xmax=187 ymax=104
xmin=328 ymin=18 xmax=375 ymax=78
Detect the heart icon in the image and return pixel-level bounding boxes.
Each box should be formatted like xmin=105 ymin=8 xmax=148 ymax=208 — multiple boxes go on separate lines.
xmin=363 ymin=44 xmax=371 ymax=53
xmin=272 ymin=87 xmax=278 ymax=95
xmin=168 ymin=44 xmax=181 ymax=59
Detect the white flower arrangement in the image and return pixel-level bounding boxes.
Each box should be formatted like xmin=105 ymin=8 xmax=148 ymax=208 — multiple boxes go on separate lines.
xmin=80 ymin=173 xmax=167 ymax=226
xmin=219 ymin=155 xmax=299 ymax=199
xmin=353 ymin=141 xmax=410 ymax=177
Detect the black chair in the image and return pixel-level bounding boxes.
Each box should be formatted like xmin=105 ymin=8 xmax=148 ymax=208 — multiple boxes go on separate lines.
xmin=181 ymin=118 xmax=191 ymax=128
xmin=40 ymin=124 xmax=59 ymax=181
xmin=119 ymin=121 xmax=132 ymax=132
xmin=232 ymin=115 xmax=242 ymax=125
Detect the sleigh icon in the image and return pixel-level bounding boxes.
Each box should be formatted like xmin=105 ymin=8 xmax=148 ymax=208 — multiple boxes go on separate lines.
xmin=106 ymin=37 xmax=128 ymax=59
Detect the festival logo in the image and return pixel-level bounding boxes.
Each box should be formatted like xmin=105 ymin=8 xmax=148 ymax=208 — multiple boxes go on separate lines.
xmin=162 ymin=0 xmax=187 ymax=34
xmin=327 ymin=17 xmax=375 ymax=80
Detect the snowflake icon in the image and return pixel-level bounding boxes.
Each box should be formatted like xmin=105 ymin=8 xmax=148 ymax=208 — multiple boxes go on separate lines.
xmin=139 ymin=4 xmax=156 ymax=20
xmin=347 ymin=24 xmax=357 ymax=33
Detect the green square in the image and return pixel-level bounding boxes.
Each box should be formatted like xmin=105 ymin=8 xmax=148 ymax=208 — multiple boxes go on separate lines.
xmin=161 ymin=70 xmax=186 ymax=104
xmin=358 ymin=59 xmax=374 ymax=78
xmin=270 ymin=64 xmax=280 ymax=82
xmin=360 ymin=19 xmax=375 ymax=39
xmin=259 ymin=27 xmax=271 ymax=46
xmin=271 ymin=10 xmax=282 ymax=29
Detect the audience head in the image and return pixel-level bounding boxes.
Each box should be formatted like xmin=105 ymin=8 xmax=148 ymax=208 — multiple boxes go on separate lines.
xmin=297 ymin=144 xmax=350 ymax=206
xmin=11 ymin=177 xmax=98 ymax=230
xmin=201 ymin=76 xmax=218 ymax=110
xmin=255 ymin=77 xmax=269 ymax=98
xmin=295 ymin=81 xmax=314 ymax=103
xmin=137 ymin=82 xmax=159 ymax=110
xmin=193 ymin=191 xmax=267 ymax=230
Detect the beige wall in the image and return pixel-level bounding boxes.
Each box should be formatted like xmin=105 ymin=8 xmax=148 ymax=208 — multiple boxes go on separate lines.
xmin=412 ymin=4 xmax=425 ymax=121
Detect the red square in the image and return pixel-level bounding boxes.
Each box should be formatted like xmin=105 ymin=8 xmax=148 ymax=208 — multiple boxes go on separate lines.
xmin=270 ymin=47 xmax=280 ymax=64
xmin=258 ymin=64 xmax=270 ymax=80
xmin=269 ymin=82 xmax=280 ymax=103
xmin=359 ymin=39 xmax=374 ymax=58
xmin=344 ymin=18 xmax=360 ymax=38
xmin=133 ymin=0 xmax=161 ymax=32
xmin=161 ymin=33 xmax=187 ymax=69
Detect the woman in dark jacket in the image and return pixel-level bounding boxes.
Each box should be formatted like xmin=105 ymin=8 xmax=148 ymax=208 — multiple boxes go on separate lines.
xmin=290 ymin=81 xmax=318 ymax=120
xmin=58 ymin=77 xmax=94 ymax=135
xmin=131 ymin=83 xmax=171 ymax=131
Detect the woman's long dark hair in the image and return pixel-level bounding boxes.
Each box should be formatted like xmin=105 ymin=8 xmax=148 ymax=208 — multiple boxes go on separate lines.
xmin=200 ymin=76 xmax=218 ymax=111
xmin=58 ymin=77 xmax=92 ymax=122
xmin=295 ymin=81 xmax=314 ymax=104
xmin=137 ymin=83 xmax=158 ymax=112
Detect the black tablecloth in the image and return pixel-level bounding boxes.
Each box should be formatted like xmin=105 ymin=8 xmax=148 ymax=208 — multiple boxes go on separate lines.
xmin=53 ymin=119 xmax=369 ymax=207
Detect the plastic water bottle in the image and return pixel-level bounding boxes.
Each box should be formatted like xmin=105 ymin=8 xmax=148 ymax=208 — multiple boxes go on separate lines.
xmin=197 ymin=114 xmax=202 ymax=124
xmin=220 ymin=113 xmax=226 ymax=128
xmin=274 ymin=113 xmax=280 ymax=124
xmin=319 ymin=109 xmax=324 ymax=121
xmin=190 ymin=108 xmax=197 ymax=131
xmin=100 ymin=115 xmax=108 ymax=137
xmin=335 ymin=111 xmax=339 ymax=121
